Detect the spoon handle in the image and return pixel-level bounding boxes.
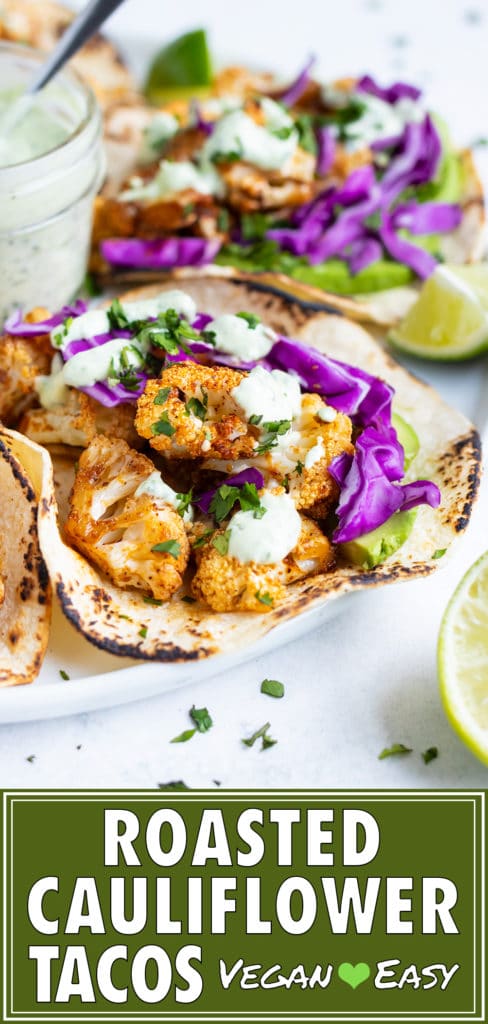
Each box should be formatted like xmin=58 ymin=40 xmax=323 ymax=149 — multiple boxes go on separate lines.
xmin=28 ymin=0 xmax=127 ymax=94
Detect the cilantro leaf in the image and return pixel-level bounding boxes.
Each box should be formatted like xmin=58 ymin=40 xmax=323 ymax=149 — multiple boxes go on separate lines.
xmin=151 ymin=539 xmax=181 ymax=558
xmin=212 ymin=531 xmax=230 ymax=555
xmin=422 ymin=746 xmax=439 ymax=765
xmin=143 ymin=596 xmax=163 ymax=606
xmin=152 ymin=412 xmax=176 ymax=437
xmin=176 ymin=489 xmax=193 ymax=517
xmin=170 ymin=729 xmax=196 ymax=744
xmin=107 ymin=297 xmax=130 ymax=331
xmin=242 ymin=722 xmax=277 ymax=750
xmin=210 ymin=485 xmax=240 ymax=523
xmin=432 ymin=549 xmax=447 ymax=559
xmin=59 ymin=669 xmax=70 ymax=681
xmin=239 ymin=482 xmax=266 ymax=518
xmin=295 ymin=460 xmax=304 ymax=475
xmin=261 ymin=678 xmax=284 ymax=698
xmin=139 ymin=626 xmax=148 ymax=639
xmin=255 ymin=419 xmax=291 ymax=454
xmin=249 ymin=413 xmax=263 ymax=426
xmin=158 ymin=780 xmax=190 ymax=790
xmin=185 ymin=394 xmax=208 ymax=420
xmin=255 ymin=591 xmax=274 ymax=607
xmin=236 ymin=311 xmax=261 ymax=329
xmin=190 ymin=705 xmax=213 ymax=733
xmin=154 ymin=387 xmax=171 ymax=405
xmin=378 ymin=743 xmax=413 ymax=760
xmin=192 ymin=528 xmax=215 ymax=549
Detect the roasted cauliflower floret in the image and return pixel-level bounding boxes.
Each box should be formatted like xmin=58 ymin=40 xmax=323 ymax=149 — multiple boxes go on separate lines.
xmin=21 ymin=385 xmax=141 ymax=450
xmin=0 ymin=310 xmax=53 ymax=425
xmin=135 ymin=364 xmax=259 ymax=461
xmin=191 ymin=512 xmax=333 ymax=613
xmin=64 ymin=436 xmax=190 ymax=601
xmin=218 ymin=148 xmax=315 ymax=212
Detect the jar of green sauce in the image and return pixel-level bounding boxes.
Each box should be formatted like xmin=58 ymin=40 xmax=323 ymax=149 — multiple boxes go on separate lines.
xmin=0 ymin=41 xmax=105 ymax=325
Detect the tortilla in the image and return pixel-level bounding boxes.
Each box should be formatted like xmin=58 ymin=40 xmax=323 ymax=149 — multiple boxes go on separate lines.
xmin=0 ymin=0 xmax=135 ymax=109
xmin=0 ymin=277 xmax=480 ymax=664
xmin=0 ymin=435 xmax=51 ymax=686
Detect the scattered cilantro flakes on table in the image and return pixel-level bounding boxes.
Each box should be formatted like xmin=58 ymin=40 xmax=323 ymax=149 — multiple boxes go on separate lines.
xmin=261 ymin=679 xmax=285 ymax=698
xmin=378 ymin=743 xmax=413 ymax=760
xmin=243 ymin=722 xmax=277 ymax=750
xmin=170 ymin=729 xmax=196 ymax=744
xmin=422 ymin=746 xmax=439 ymax=764
xmin=190 ymin=706 xmax=213 ymax=733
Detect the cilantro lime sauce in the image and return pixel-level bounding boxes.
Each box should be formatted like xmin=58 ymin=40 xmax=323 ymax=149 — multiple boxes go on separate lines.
xmin=202 ymin=99 xmax=298 ymax=171
xmin=207 ymin=313 xmax=277 ymax=361
xmin=0 ymin=89 xmax=70 ymax=166
xmin=228 ymin=491 xmax=301 ymax=564
xmin=0 ymin=42 xmax=104 ymax=325
xmin=52 ymin=291 xmax=197 ymax=348
xmin=121 ymin=159 xmax=223 ymax=201
xmin=232 ymin=366 xmax=302 ymax=423
xmin=135 ymin=471 xmax=193 ymax=522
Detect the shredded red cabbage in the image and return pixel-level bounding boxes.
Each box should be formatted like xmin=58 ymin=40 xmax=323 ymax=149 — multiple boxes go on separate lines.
xmin=356 ymin=75 xmax=422 ymax=103
xmin=379 ymin=213 xmax=438 ymax=279
xmin=346 ymin=237 xmax=383 ymax=274
xmin=391 ymin=200 xmax=462 ymax=234
xmin=196 ymin=468 xmax=265 ymax=514
xmin=4 ymin=300 xmax=88 ymax=336
xmin=101 ymin=236 xmax=222 ymax=270
xmin=316 ymin=126 xmax=336 ymax=175
xmin=329 ymin=426 xmax=441 ymax=543
xmin=62 ymin=333 xmax=148 ymax=406
xmin=276 ymin=55 xmax=316 ymax=106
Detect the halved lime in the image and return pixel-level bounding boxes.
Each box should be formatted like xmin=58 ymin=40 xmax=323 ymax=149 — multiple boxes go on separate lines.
xmin=390 ymin=264 xmax=488 ymax=361
xmin=145 ymin=29 xmax=213 ymax=104
xmin=438 ymin=551 xmax=488 ymax=764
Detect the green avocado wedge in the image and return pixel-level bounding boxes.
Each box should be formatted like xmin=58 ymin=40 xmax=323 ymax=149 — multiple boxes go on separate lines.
xmin=340 ymin=509 xmax=418 ymax=570
xmin=339 ymin=414 xmax=419 ymax=569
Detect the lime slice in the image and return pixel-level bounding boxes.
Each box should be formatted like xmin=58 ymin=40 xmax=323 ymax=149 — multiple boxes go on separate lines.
xmin=145 ymin=29 xmax=213 ymax=103
xmin=438 ymin=552 xmax=488 ymax=764
xmin=390 ymin=264 xmax=488 ymax=361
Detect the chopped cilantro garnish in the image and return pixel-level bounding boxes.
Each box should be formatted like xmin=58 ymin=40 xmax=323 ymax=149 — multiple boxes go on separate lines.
xmin=201 ymin=328 xmax=216 ymax=346
xmin=272 ymin=124 xmax=294 ymax=140
xmin=176 ymin=489 xmax=193 ymax=517
xmin=182 ymin=202 xmax=195 ymax=216
xmin=236 ymin=311 xmax=261 ymax=329
xmin=170 ymin=729 xmax=196 ymax=744
xmin=154 ymin=387 xmax=171 ymax=405
xmin=139 ymin=626 xmax=148 ymax=639
xmin=59 ymin=669 xmax=70 ymax=681
xmin=151 ymin=539 xmax=181 ymax=558
xmin=239 ymin=482 xmax=265 ymax=517
xmin=212 ymin=531 xmax=230 ymax=556
xmin=190 ymin=705 xmax=213 ymax=733
xmin=249 ymin=413 xmax=263 ymax=426
xmin=158 ymin=780 xmax=190 ymax=790
xmin=143 ymin=596 xmax=163 ymax=606
xmin=107 ymin=297 xmax=130 ymax=331
xmin=295 ymin=460 xmax=304 ymax=475
xmin=261 ymin=678 xmax=284 ymax=697
xmin=255 ymin=591 xmax=273 ymax=607
xmin=378 ymin=743 xmax=412 ymax=760
xmin=432 ymin=549 xmax=447 ymax=559
xmin=422 ymin=746 xmax=439 ymax=765
xmin=26 ymin=755 xmax=36 ymax=764
xmin=137 ymin=307 xmax=199 ymax=356
xmin=192 ymin=529 xmax=215 ymax=549
xmin=242 ymin=722 xmax=277 ymax=750
xmin=211 ymin=140 xmax=243 ymax=163
xmin=255 ymin=419 xmax=291 ymax=454
xmin=152 ymin=412 xmax=176 ymax=437
xmin=217 ymin=208 xmax=230 ymax=232
xmin=210 ymin=483 xmax=265 ymax=523
xmin=181 ymin=595 xmax=197 ymax=604
xmin=185 ymin=393 xmax=208 ymax=420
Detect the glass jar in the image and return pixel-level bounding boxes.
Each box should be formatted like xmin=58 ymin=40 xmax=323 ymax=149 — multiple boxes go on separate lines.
xmin=0 ymin=41 xmax=105 ymax=324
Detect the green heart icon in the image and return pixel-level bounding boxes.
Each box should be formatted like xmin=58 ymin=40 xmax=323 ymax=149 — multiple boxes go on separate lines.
xmin=338 ymin=962 xmax=371 ymax=989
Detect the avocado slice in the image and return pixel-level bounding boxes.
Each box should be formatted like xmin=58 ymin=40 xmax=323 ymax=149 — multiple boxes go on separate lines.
xmin=340 ymin=508 xmax=418 ymax=569
xmin=291 ymin=258 xmax=414 ymax=295
xmin=392 ymin=412 xmax=420 ymax=470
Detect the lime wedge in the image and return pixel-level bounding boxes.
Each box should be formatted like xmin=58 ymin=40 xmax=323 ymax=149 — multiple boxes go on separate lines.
xmin=438 ymin=551 xmax=488 ymax=764
xmin=145 ymin=29 xmax=213 ymax=103
xmin=390 ymin=264 xmax=488 ymax=361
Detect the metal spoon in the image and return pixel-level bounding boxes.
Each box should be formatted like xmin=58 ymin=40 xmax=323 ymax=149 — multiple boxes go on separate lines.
xmin=1 ymin=0 xmax=128 ymax=137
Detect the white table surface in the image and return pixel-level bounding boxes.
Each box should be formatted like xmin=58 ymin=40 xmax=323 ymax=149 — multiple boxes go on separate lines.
xmin=1 ymin=0 xmax=488 ymax=789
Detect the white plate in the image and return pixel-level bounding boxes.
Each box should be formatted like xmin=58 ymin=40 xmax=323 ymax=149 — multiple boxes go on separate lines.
xmin=0 ymin=591 xmax=355 ymax=723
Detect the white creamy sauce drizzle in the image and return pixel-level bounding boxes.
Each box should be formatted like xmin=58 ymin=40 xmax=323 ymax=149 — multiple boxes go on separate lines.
xmin=120 ymin=159 xmax=224 ymax=201
xmin=207 ymin=314 xmax=277 ymax=361
xmin=227 ymin=491 xmax=301 ymax=564
xmin=201 ymin=98 xmax=298 ymax=171
xmin=63 ymin=338 xmax=144 ymax=389
xmin=304 ymin=437 xmax=325 ymax=468
xmin=51 ymin=290 xmax=197 ymax=349
xmin=139 ymin=112 xmax=179 ymax=164
xmin=232 ymin=366 xmax=302 ymax=424
xmin=135 ymin=471 xmax=193 ymax=521
xmin=321 ymin=87 xmax=424 ymax=150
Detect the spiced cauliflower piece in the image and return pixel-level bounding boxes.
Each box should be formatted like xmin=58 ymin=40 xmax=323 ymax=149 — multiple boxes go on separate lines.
xmin=192 ymin=512 xmax=333 ymax=613
xmin=135 ymin=364 xmax=259 ymax=461
xmin=0 ymin=309 xmax=53 ymax=425
xmin=64 ymin=436 xmax=189 ymax=601
xmin=21 ymin=385 xmax=141 ymax=450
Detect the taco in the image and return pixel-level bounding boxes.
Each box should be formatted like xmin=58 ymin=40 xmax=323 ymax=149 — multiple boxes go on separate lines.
xmin=93 ymin=60 xmax=484 ymax=325
xmin=0 ymin=0 xmax=135 ymax=109
xmin=0 ymin=277 xmax=480 ymax=671
xmin=0 ymin=433 xmax=51 ymax=685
